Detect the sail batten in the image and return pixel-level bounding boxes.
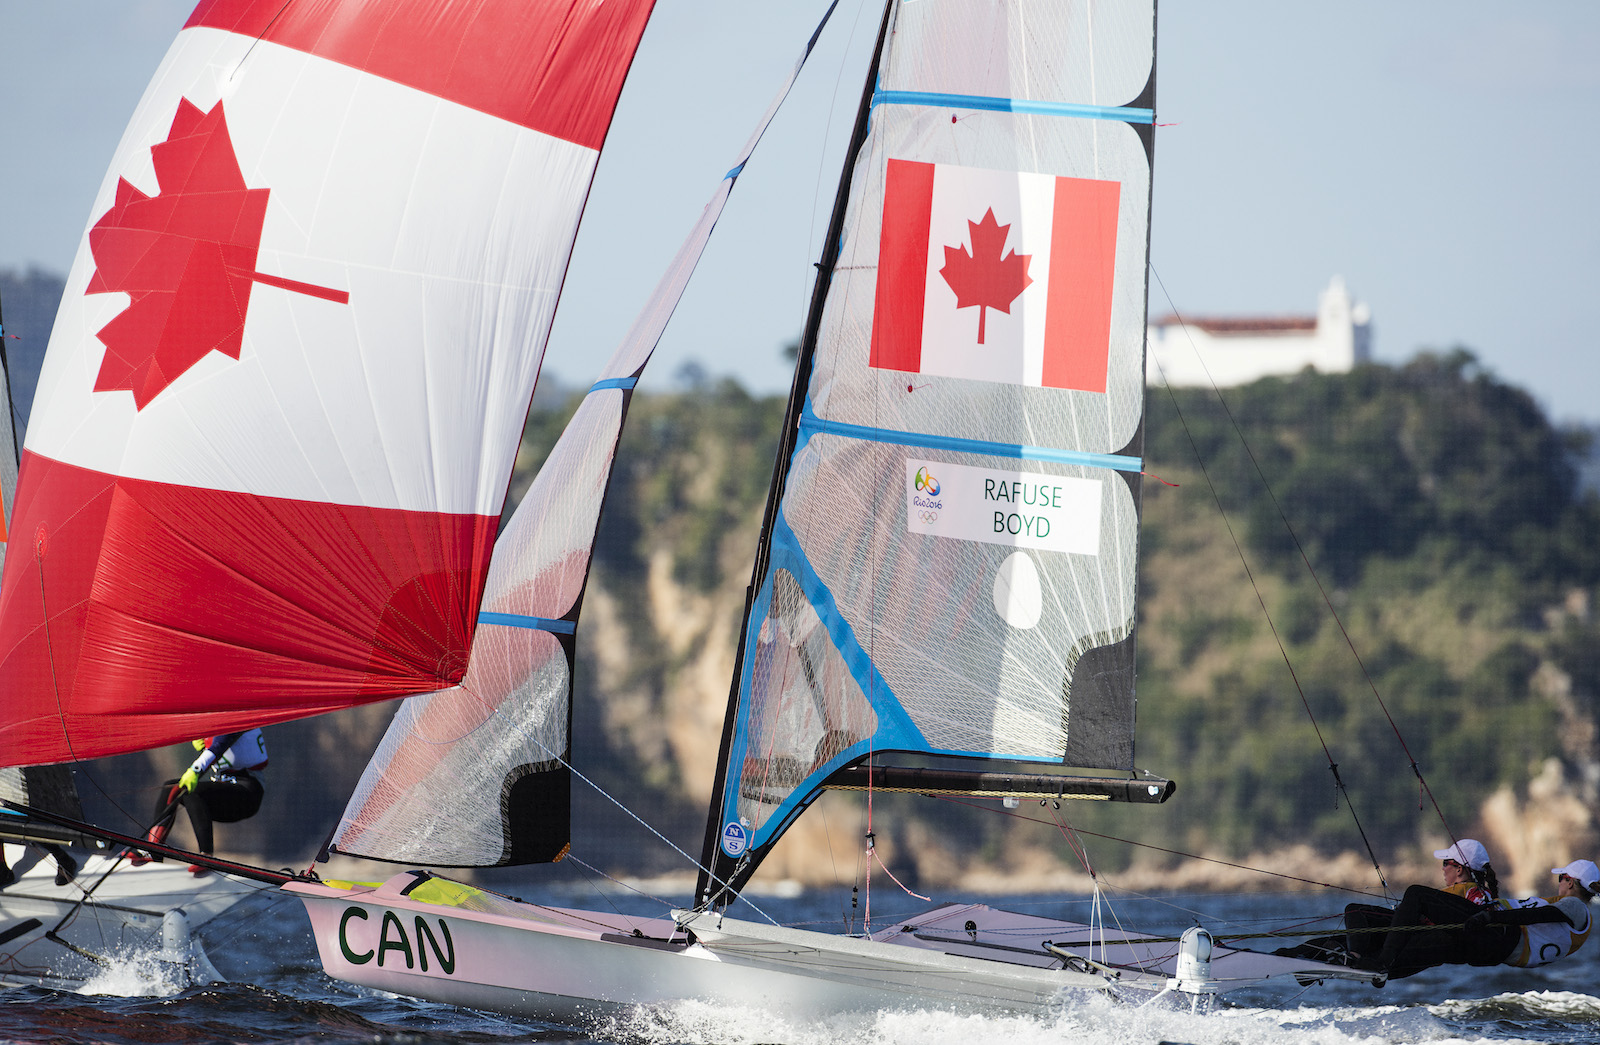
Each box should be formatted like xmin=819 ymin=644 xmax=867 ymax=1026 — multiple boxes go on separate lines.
xmin=798 ymin=401 xmax=1144 ymax=471
xmin=871 ymin=91 xmax=1154 ymax=124
xmin=478 ymin=612 xmax=577 ymax=634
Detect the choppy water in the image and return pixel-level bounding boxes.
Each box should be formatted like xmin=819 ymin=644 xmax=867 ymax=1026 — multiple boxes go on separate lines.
xmin=2 ymin=885 xmax=1598 ymax=1045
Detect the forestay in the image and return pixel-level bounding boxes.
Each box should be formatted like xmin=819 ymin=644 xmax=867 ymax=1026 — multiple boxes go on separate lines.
xmin=700 ymin=0 xmax=1158 ymax=899
xmin=0 ymin=0 xmax=656 ymax=765
xmin=325 ymin=7 xmax=842 ymax=867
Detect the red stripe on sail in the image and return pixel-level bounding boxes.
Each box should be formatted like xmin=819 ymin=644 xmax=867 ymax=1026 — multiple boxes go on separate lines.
xmin=1041 ymin=176 xmax=1120 ymax=393
xmin=0 ymin=452 xmax=496 ymax=766
xmin=186 ymin=0 xmax=656 ymax=151
xmin=869 ymin=158 xmax=936 ymax=374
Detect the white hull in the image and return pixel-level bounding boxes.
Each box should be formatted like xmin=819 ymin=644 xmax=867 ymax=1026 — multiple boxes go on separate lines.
xmin=288 ymin=874 xmax=1363 ymax=1027
xmin=0 ymin=845 xmax=271 ymax=989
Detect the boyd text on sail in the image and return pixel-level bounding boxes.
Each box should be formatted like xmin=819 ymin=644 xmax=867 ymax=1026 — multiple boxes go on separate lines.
xmin=905 ymin=458 xmax=1102 ymax=555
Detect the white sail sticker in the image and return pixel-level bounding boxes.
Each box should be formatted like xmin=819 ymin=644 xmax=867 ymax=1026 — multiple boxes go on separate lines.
xmin=905 ymin=459 xmax=1102 ymax=555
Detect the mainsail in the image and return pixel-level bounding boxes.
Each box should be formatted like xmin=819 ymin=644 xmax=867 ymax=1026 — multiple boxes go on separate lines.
xmin=699 ymin=0 xmax=1164 ymax=901
xmin=0 ymin=0 xmax=657 ymax=766
xmin=326 ymin=7 xmax=843 ymax=867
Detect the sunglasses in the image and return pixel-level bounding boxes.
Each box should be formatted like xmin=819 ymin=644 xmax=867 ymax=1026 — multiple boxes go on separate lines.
xmin=1443 ymin=860 xmax=1466 ymax=870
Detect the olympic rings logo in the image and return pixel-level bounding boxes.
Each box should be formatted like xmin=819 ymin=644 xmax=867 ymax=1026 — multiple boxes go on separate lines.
xmin=918 ymin=509 xmax=939 ymax=524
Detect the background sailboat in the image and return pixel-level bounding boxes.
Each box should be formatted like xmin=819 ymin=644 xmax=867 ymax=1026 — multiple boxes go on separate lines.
xmin=0 ymin=291 xmax=269 ymax=992
xmin=0 ymin=0 xmax=657 ymax=987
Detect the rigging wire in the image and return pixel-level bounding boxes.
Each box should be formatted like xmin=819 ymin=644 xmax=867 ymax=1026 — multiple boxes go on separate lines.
xmin=509 ymin=723 xmax=780 ymax=926
xmin=934 ymin=793 xmax=1390 ymax=901
xmin=561 ymin=853 xmax=688 ymax=934
xmin=1155 ymin=268 xmax=1456 ymax=845
xmin=1146 ymin=265 xmax=1399 ymax=899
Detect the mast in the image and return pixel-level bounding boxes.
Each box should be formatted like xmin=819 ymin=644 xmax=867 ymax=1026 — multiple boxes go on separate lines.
xmin=694 ymin=0 xmax=898 ymax=909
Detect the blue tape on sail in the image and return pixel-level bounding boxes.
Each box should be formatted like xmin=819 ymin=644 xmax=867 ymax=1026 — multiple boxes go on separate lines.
xmin=478 ymin=612 xmax=576 ymax=635
xmin=724 ymin=161 xmax=746 ymax=180
xmin=721 ymin=512 xmax=928 ymax=853
xmin=799 ymin=401 xmax=1142 ymax=473
xmin=723 ymin=503 xmax=1075 ymax=854
xmin=588 ymin=377 xmax=637 ymax=394
xmin=872 ymin=89 xmax=1154 ymax=125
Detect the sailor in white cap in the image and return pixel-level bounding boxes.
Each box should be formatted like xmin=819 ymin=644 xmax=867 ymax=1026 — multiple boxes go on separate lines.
xmin=1433 ymin=839 xmax=1501 ymax=906
xmin=1363 ymin=854 xmax=1598 ymax=984
xmin=1463 ymin=859 xmax=1597 ymax=969
xmin=1324 ymin=839 xmax=1502 ymax=973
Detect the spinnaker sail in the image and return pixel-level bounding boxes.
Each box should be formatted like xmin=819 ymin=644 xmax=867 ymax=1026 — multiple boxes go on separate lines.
xmin=0 ymin=0 xmax=657 ymax=766
xmin=698 ymin=0 xmax=1164 ymax=902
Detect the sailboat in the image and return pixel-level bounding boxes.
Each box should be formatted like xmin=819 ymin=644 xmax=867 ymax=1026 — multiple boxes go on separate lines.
xmin=279 ymin=0 xmax=1373 ymax=1022
xmin=0 ymin=289 xmax=269 ymax=990
xmin=0 ymin=0 xmax=654 ymax=989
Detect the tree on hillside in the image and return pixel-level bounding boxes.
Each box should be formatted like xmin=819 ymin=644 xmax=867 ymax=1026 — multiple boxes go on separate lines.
xmin=1128 ymin=353 xmax=1600 ymax=875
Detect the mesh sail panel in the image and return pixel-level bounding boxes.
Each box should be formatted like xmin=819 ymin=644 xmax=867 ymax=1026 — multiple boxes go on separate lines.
xmin=733 ymin=569 xmax=878 ymax=824
xmin=329 ymin=396 xmax=621 ymax=865
xmin=712 ymin=0 xmax=1155 ymax=868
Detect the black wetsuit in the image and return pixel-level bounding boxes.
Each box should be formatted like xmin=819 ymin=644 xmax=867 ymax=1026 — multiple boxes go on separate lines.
xmin=149 ymin=731 xmax=267 ymax=855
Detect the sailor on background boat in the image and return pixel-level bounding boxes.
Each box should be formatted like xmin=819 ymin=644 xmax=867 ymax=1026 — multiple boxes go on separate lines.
xmin=132 ymin=730 xmax=269 ymax=876
xmin=1461 ymin=861 xmax=1596 ymax=969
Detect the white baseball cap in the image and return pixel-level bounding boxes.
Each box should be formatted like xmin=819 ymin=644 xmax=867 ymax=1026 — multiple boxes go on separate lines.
xmin=1434 ymin=839 xmax=1491 ymax=870
xmin=1552 ymin=860 xmax=1600 ymax=892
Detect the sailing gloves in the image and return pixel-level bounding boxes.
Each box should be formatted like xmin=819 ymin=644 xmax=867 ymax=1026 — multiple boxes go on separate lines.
xmin=179 ymin=743 xmax=221 ymax=792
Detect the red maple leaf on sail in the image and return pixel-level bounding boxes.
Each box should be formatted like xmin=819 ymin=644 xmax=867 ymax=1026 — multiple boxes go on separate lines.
xmin=87 ymin=98 xmax=348 ymax=410
xmin=938 ymin=208 xmax=1034 ymax=345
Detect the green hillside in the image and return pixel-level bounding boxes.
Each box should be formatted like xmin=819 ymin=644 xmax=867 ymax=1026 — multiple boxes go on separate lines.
xmin=1124 ymin=351 xmax=1600 ymax=869
xmin=534 ymin=351 xmax=1600 ymax=884
xmin=71 ymin=353 xmax=1600 ymax=889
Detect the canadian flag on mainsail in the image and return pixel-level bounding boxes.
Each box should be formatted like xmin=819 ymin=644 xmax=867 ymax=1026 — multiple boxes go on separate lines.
xmin=869 ymin=159 xmax=1120 ymax=393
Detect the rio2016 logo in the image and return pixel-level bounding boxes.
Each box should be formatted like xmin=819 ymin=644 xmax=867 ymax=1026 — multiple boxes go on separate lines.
xmin=911 ymin=465 xmax=943 ymax=513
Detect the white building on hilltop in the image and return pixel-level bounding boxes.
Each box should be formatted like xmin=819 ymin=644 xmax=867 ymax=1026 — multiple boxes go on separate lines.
xmin=1146 ymin=276 xmax=1372 ymax=387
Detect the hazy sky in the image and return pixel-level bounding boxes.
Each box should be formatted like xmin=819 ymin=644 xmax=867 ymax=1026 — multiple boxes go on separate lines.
xmin=3 ymin=1 xmax=1596 ymax=424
